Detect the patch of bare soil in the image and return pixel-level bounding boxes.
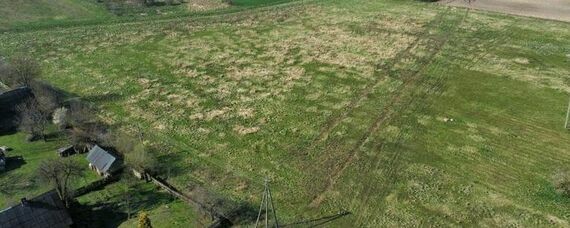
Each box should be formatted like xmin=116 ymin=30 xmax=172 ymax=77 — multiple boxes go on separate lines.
xmin=186 ymin=0 xmax=228 ymax=11
xmin=443 ymin=0 xmax=570 ymax=22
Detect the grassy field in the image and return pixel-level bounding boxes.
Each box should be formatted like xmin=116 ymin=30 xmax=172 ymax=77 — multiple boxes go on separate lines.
xmin=0 ymin=132 xmax=99 ymax=208
xmin=0 ymin=0 xmax=298 ymax=31
xmin=1 ymin=0 xmax=570 ymax=226
xmin=0 ymin=0 xmax=111 ymax=30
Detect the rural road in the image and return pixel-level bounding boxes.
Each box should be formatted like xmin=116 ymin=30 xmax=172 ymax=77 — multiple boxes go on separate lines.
xmin=443 ymin=0 xmax=570 ymax=22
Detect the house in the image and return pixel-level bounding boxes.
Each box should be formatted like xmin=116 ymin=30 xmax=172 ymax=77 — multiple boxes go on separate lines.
xmin=56 ymin=145 xmax=75 ymax=157
xmin=0 ymin=190 xmax=73 ymax=228
xmin=86 ymin=145 xmax=122 ymax=177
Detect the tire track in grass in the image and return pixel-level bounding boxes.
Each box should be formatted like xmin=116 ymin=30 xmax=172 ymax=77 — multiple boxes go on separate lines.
xmin=308 ymin=8 xmax=465 ymax=208
xmin=351 ymin=12 xmax=550 ymax=224
xmin=305 ymin=7 xmax=453 ymax=149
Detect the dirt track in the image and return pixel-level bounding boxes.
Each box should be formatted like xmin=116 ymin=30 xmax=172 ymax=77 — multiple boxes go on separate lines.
xmin=443 ymin=0 xmax=570 ymax=22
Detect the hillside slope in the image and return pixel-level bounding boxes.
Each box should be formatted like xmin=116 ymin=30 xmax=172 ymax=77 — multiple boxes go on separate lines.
xmin=0 ymin=0 xmax=110 ymax=30
xmin=1 ymin=0 xmax=569 ymax=226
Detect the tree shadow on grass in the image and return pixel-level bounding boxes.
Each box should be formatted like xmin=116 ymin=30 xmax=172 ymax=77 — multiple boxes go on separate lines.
xmin=129 ymin=185 xmax=177 ymax=212
xmin=0 ymin=114 xmax=17 ymax=136
xmin=156 ymin=151 xmax=188 ymax=180
xmin=72 ymin=181 xmax=177 ymax=227
xmin=70 ymin=202 xmax=128 ymax=228
xmin=44 ymin=131 xmax=67 ymax=142
xmin=82 ymin=93 xmax=125 ymax=104
xmin=3 ymin=156 xmax=26 ymax=173
xmin=281 ymin=210 xmax=351 ymax=227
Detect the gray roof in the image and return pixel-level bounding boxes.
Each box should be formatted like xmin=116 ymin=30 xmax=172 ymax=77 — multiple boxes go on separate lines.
xmin=0 ymin=190 xmax=73 ymax=228
xmin=86 ymin=145 xmax=120 ymax=173
xmin=57 ymin=145 xmax=74 ymax=154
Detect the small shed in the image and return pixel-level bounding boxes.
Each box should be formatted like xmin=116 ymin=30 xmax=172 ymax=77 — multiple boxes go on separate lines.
xmin=57 ymin=145 xmax=75 ymax=157
xmin=86 ymin=145 xmax=122 ymax=177
xmin=0 ymin=190 xmax=73 ymax=228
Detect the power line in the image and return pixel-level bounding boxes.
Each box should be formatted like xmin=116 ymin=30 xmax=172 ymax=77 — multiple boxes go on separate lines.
xmin=564 ymin=97 xmax=570 ymax=129
xmin=255 ymin=177 xmax=279 ymax=228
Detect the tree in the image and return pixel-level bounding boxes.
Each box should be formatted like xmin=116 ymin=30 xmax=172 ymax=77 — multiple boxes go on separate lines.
xmin=0 ymin=58 xmax=12 ymax=87
xmin=37 ymin=158 xmax=85 ymax=207
xmin=69 ymin=128 xmax=94 ymax=153
xmin=8 ymin=56 xmax=40 ymax=88
xmin=31 ymin=83 xmax=61 ymax=115
xmin=138 ymin=211 xmax=153 ymax=228
xmin=53 ymin=107 xmax=69 ymax=129
xmin=0 ymin=55 xmax=41 ymax=88
xmin=16 ymin=99 xmax=48 ymax=141
xmin=125 ymin=143 xmax=158 ymax=174
xmin=119 ymin=174 xmax=137 ymax=219
xmin=68 ymin=100 xmax=94 ymax=128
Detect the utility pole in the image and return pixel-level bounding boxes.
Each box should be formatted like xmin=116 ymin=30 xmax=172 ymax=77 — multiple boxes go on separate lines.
xmin=255 ymin=177 xmax=279 ymax=228
xmin=565 ymin=97 xmax=570 ymax=129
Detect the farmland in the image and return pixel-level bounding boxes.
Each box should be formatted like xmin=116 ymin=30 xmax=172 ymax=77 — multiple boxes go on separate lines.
xmin=1 ymin=0 xmax=570 ymax=226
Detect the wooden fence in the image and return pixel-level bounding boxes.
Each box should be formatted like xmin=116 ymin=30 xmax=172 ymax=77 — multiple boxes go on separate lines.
xmin=141 ymin=170 xmax=232 ymax=228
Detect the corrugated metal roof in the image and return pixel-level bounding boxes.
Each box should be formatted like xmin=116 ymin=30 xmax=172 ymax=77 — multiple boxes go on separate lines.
xmin=0 ymin=190 xmax=73 ymax=228
xmin=86 ymin=145 xmax=118 ymax=174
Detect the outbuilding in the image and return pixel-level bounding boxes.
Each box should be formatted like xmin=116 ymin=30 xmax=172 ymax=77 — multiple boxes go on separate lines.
xmin=86 ymin=145 xmax=122 ymax=177
xmin=57 ymin=145 xmax=75 ymax=157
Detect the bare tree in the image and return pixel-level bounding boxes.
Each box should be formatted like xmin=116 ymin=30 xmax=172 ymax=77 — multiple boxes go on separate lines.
xmin=7 ymin=56 xmax=40 ymax=88
xmin=53 ymin=107 xmax=69 ymax=129
xmin=68 ymin=100 xmax=95 ymax=128
xmin=0 ymin=58 xmax=12 ymax=88
xmin=37 ymin=158 xmax=85 ymax=207
xmin=125 ymin=144 xmax=158 ymax=174
xmin=69 ymin=128 xmax=94 ymax=153
xmin=16 ymin=99 xmax=48 ymax=141
xmin=119 ymin=174 xmax=137 ymax=219
xmin=31 ymin=83 xmax=61 ymax=115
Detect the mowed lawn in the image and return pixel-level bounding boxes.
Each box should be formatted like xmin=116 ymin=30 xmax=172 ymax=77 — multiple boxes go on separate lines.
xmin=0 ymin=132 xmax=99 ymax=208
xmin=0 ymin=0 xmax=569 ymax=226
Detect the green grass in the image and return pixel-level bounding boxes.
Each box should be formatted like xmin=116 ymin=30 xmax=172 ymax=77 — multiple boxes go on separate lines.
xmin=76 ymin=180 xmax=202 ymax=227
xmin=231 ymin=0 xmax=295 ymax=6
xmin=1 ymin=0 xmax=570 ymax=226
xmin=0 ymin=131 xmax=100 ymax=208
xmin=0 ymin=0 xmax=112 ymax=30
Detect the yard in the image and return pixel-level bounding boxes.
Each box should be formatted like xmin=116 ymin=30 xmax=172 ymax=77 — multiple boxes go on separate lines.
xmin=75 ymin=180 xmax=202 ymax=228
xmin=0 ymin=0 xmax=569 ymax=226
xmin=0 ymin=132 xmax=99 ymax=208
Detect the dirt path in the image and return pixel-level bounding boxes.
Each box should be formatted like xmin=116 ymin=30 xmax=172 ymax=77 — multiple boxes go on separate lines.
xmin=443 ymin=0 xmax=570 ymax=22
